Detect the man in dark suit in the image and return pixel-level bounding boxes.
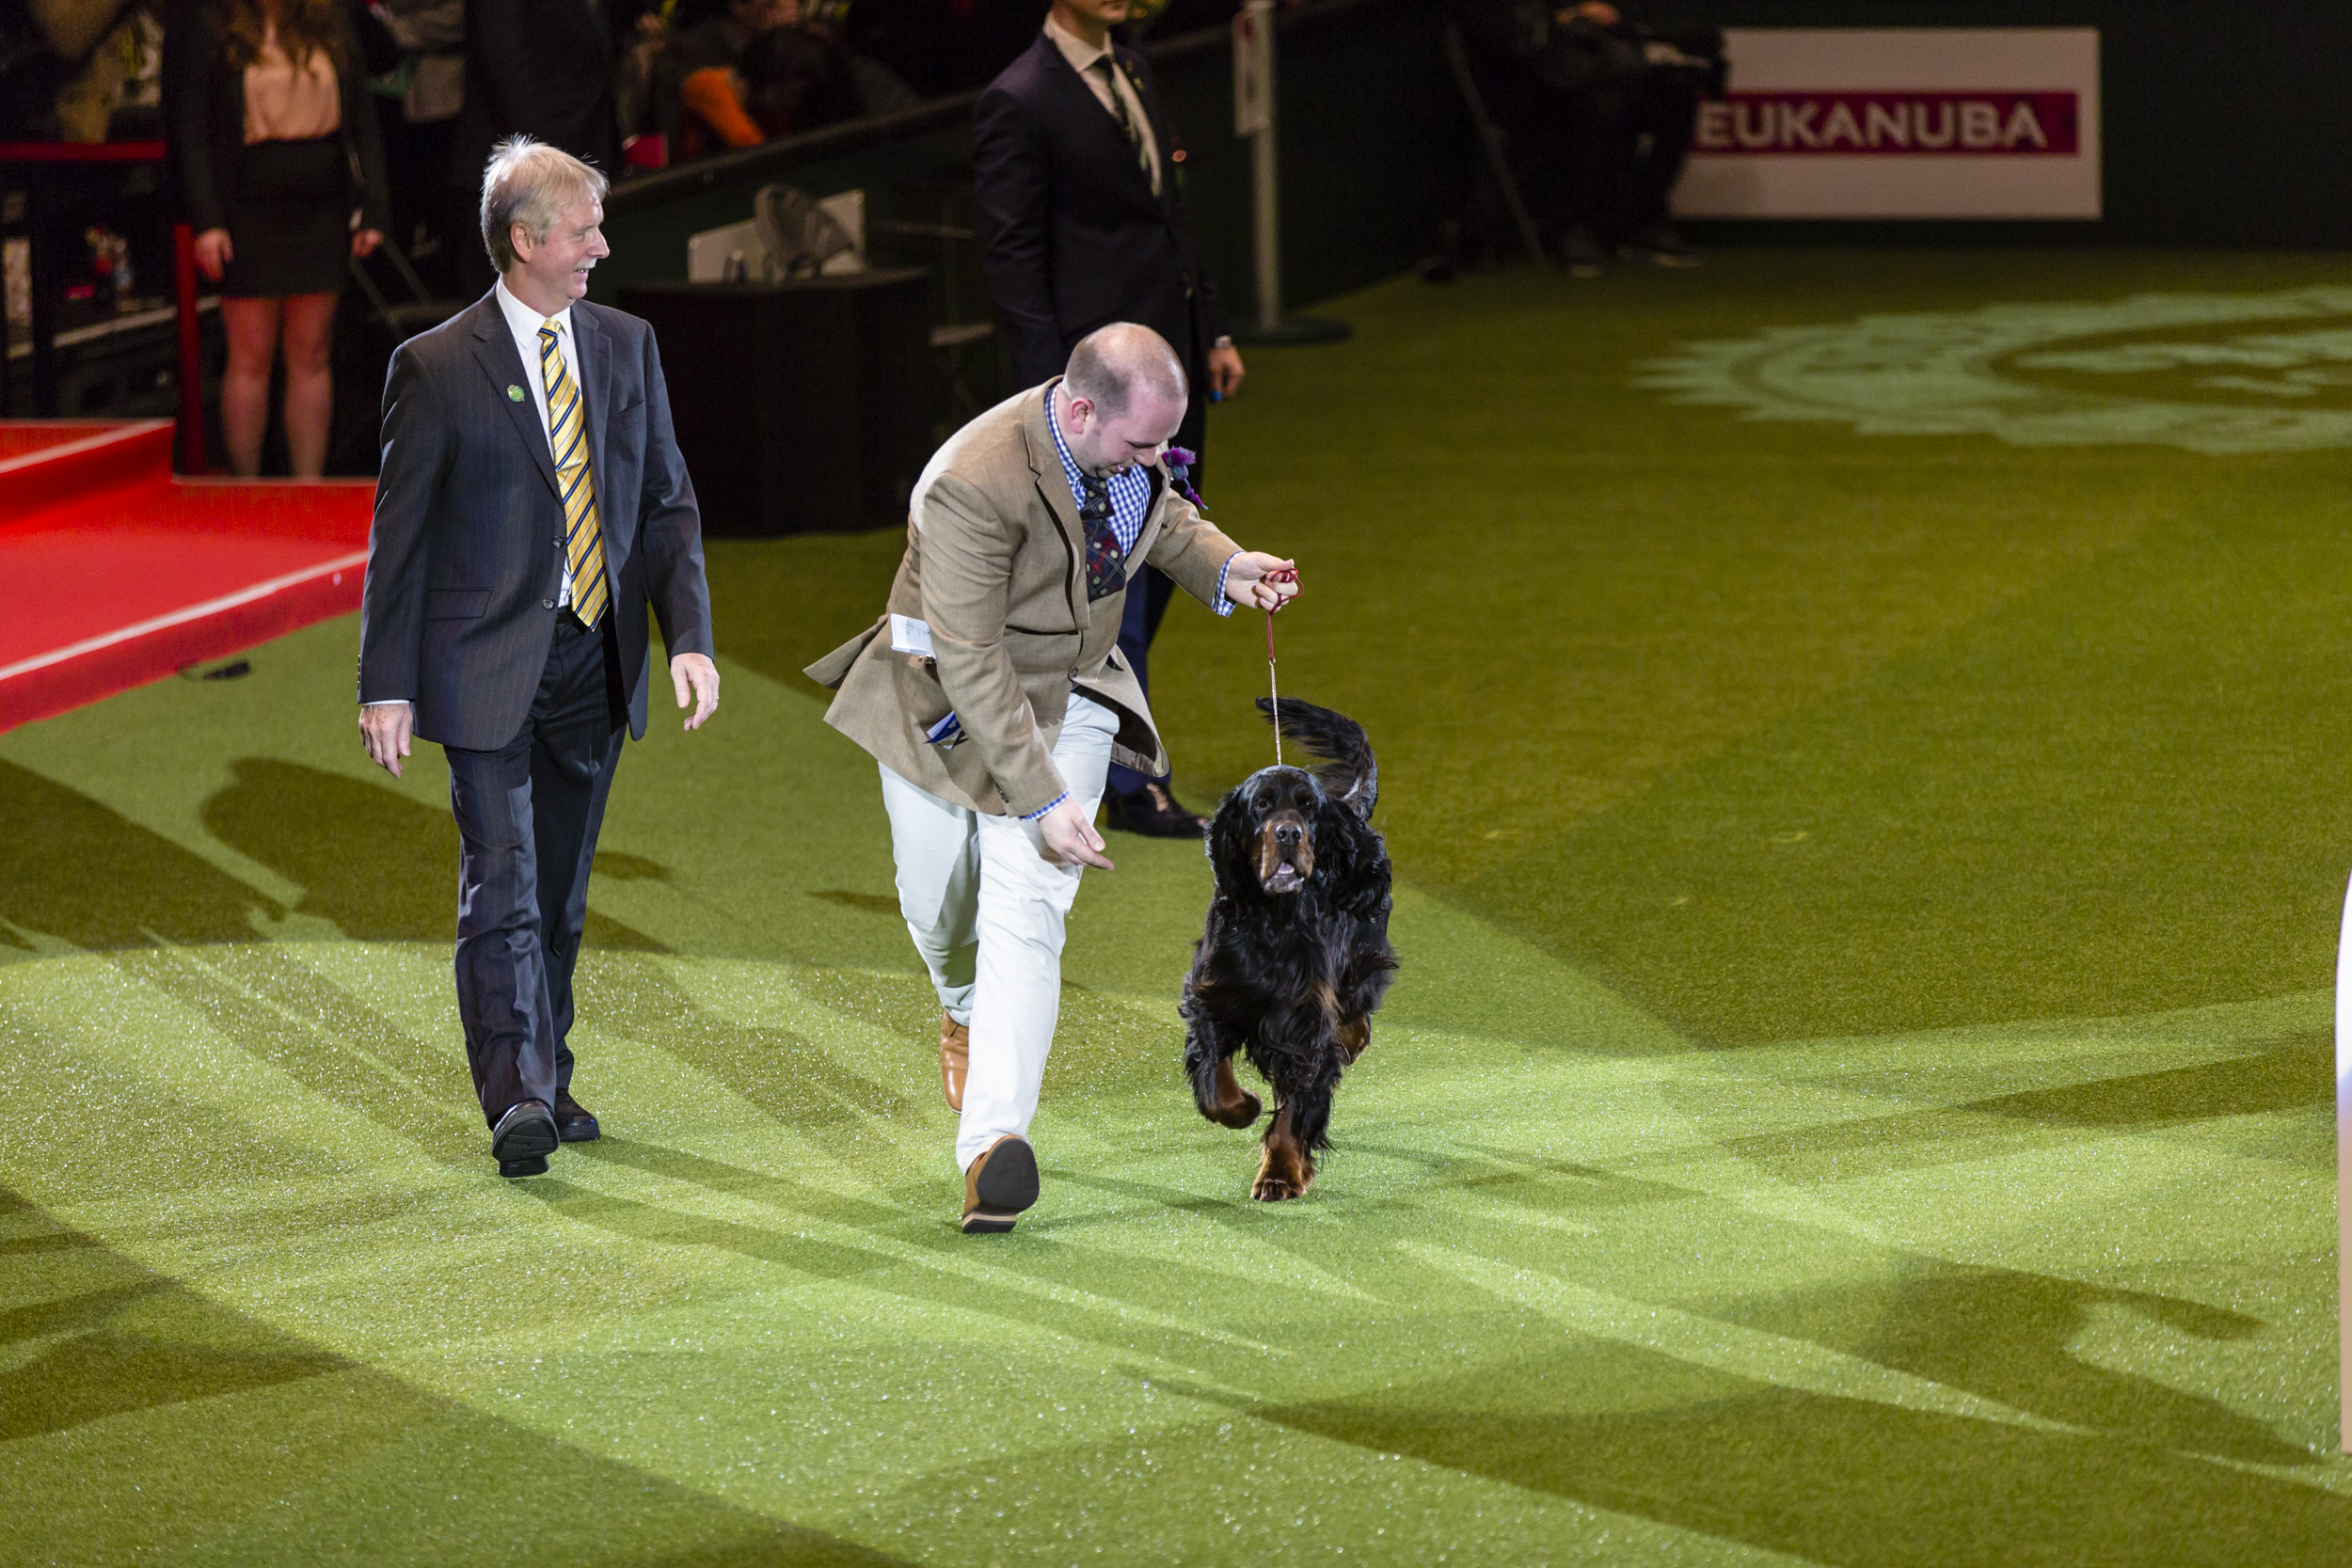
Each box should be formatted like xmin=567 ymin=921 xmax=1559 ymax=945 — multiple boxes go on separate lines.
xmin=453 ymin=0 xmax=623 ymax=294
xmin=972 ymin=0 xmax=1244 ymax=837
xmin=358 ymin=137 xmax=719 ymax=1179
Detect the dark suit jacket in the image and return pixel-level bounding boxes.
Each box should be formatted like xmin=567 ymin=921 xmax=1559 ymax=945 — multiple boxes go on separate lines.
xmin=460 ymin=0 xmax=621 ymax=179
xmin=163 ymin=0 xmax=393 ymax=236
xmin=358 ymin=292 xmax=714 ymax=751
xmin=972 ymin=33 xmax=1229 ymax=389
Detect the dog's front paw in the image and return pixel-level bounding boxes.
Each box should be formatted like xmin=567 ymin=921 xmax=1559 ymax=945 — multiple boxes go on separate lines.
xmin=1250 ymin=1144 xmax=1314 ymax=1201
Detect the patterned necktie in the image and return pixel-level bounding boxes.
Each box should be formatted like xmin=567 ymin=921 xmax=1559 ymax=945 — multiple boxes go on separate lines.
xmin=1075 ymin=472 xmax=1127 ymax=601
xmin=539 ymin=320 xmax=608 ymax=629
xmin=1089 ymin=58 xmax=1153 ymax=185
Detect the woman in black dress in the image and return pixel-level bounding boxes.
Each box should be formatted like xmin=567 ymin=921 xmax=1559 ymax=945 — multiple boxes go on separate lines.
xmin=170 ymin=0 xmax=390 ymax=476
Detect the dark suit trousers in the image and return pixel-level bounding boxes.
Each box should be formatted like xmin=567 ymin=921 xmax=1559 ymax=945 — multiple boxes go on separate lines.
xmin=1107 ymin=382 xmax=1210 ymax=796
xmin=444 ymin=614 xmax=626 ymax=1127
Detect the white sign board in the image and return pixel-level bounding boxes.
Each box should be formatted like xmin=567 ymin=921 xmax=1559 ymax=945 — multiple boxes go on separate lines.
xmin=1673 ymin=29 xmax=2101 ymax=220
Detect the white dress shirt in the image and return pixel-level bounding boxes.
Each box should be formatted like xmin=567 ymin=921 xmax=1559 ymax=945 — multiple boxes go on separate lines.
xmin=494 ymin=277 xmax=581 ymax=607
xmin=1042 ymin=13 xmax=1162 ymax=197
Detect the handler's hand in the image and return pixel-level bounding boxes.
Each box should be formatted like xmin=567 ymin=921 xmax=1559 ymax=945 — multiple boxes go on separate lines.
xmin=1208 ymin=342 xmax=1246 ymax=399
xmin=1039 ymin=797 xmax=1115 ymax=871
xmin=672 ymin=652 xmax=720 ymax=730
xmin=192 ymin=227 xmax=231 ymax=282
xmin=360 ymin=701 xmax=413 ymax=779
xmin=1225 ymin=552 xmax=1300 ymax=612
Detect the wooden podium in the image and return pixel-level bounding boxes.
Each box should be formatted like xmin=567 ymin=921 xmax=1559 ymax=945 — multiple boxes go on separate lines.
xmin=619 ymin=271 xmax=937 ymax=536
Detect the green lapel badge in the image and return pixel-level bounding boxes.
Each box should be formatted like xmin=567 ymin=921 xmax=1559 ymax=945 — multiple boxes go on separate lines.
xmin=506 ymin=385 xmax=525 ymax=402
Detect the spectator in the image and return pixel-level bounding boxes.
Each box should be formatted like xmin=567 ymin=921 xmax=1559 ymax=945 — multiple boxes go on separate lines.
xmin=369 ymin=0 xmax=465 ymax=288
xmin=845 ymin=0 xmax=1042 ymax=101
xmin=1449 ymin=0 xmax=1723 ymax=272
xmin=455 ymin=0 xmax=620 ymax=290
xmin=737 ymin=24 xmax=863 ymax=138
xmin=167 ymin=0 xmax=389 ymax=477
xmin=663 ymin=0 xmax=790 ymax=152
xmin=666 ymin=0 xmax=865 ymax=153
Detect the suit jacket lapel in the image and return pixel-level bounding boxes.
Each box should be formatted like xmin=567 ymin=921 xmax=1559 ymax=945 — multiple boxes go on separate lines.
xmin=1021 ymin=384 xmax=1088 ymax=626
xmin=575 ymin=306 xmax=621 ymax=552
xmin=1116 ymin=47 xmax=1175 ymax=212
xmin=1043 ymin=38 xmax=1156 ymax=203
xmin=1132 ymin=463 xmax=1167 ymax=562
xmin=469 ymin=295 xmax=561 ymax=500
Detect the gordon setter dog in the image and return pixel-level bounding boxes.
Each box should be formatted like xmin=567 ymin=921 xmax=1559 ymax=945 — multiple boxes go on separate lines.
xmin=1181 ymin=700 xmax=1398 ymax=1200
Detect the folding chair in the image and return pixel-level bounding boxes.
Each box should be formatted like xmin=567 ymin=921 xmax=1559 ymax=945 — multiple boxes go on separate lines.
xmin=1442 ymin=23 xmax=1550 ymax=268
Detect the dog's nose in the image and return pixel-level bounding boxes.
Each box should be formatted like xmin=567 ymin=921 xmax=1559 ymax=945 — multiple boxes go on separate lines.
xmin=1274 ymin=822 xmax=1303 ymax=848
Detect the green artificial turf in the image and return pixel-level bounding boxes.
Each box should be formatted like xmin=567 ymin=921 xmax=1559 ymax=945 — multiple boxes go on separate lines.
xmin=4 ymin=249 xmax=2350 ymax=1564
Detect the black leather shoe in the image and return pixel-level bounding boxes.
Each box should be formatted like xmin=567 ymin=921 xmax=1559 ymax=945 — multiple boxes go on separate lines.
xmin=1103 ymin=780 xmax=1205 ymax=838
xmin=553 ymin=1090 xmax=600 ymax=1143
xmin=491 ymin=1100 xmax=558 ymax=1178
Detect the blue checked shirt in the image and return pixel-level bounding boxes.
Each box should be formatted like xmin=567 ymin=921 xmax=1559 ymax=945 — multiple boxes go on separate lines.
xmin=1019 ymin=388 xmax=1238 ymax=821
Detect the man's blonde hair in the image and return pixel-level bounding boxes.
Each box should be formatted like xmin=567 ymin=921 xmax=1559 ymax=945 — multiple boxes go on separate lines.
xmin=480 ymin=137 xmax=609 ymax=273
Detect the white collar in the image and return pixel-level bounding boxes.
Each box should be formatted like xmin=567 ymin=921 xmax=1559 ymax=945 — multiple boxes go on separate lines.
xmin=495 ymin=277 xmax=571 ymax=341
xmin=1043 ymin=11 xmax=1115 ymax=76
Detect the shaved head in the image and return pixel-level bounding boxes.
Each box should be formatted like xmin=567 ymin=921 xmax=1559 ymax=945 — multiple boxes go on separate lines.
xmin=1063 ymin=323 xmax=1187 ymax=419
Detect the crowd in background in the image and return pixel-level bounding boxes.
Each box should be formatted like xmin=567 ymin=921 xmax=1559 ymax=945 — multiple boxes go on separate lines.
xmin=0 ymin=0 xmax=1719 ymax=477
xmin=0 ymin=0 xmax=1724 ymax=295
xmin=0 ymin=1 xmax=1254 ymax=170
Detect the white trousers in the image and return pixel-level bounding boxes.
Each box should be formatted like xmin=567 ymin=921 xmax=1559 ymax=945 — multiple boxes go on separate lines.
xmin=880 ymin=692 xmax=1120 ymax=1170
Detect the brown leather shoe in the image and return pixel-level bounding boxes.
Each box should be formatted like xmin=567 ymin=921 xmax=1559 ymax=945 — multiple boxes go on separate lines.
xmin=961 ymin=1134 xmax=1039 ymax=1233
xmin=940 ymin=1012 xmax=969 ymax=1111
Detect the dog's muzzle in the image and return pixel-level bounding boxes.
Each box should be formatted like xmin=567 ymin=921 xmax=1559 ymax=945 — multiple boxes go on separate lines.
xmin=1257 ymin=812 xmax=1313 ymax=894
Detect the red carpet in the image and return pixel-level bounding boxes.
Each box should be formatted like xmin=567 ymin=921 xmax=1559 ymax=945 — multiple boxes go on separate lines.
xmin=0 ymin=420 xmax=375 ymax=733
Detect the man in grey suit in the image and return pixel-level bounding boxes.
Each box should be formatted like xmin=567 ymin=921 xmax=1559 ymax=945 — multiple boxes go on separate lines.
xmin=358 ymin=137 xmax=720 ymax=1179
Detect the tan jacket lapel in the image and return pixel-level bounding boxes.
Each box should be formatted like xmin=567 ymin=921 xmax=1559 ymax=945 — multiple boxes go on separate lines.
xmin=1019 ymin=382 xmax=1087 ymax=626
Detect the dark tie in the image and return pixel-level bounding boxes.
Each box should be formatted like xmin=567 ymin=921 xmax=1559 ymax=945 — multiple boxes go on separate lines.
xmin=1076 ymin=473 xmax=1127 ymax=601
xmin=1089 ymin=58 xmax=1153 ymax=184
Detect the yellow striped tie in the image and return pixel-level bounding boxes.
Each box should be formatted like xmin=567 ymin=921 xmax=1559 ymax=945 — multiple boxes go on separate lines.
xmin=539 ymin=320 xmax=608 ymax=629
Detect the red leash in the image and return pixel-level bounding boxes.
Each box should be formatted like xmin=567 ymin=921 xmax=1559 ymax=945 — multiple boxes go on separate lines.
xmin=1261 ymin=567 xmax=1297 ymax=767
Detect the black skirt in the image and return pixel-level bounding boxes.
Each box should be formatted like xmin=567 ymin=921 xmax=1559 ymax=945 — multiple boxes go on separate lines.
xmin=221 ymin=135 xmax=351 ymax=298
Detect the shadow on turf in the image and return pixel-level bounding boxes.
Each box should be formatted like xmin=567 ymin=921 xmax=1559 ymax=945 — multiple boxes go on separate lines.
xmin=543 ymin=1139 xmax=1305 ymax=1373
xmin=1699 ymin=1033 xmax=2333 ymax=1185
xmin=202 ymin=758 xmax=662 ymax=951
xmin=0 ymin=759 xmax=279 ymax=949
xmin=1257 ymin=1359 xmax=2349 ymax=1568
xmin=0 ymin=1186 xmax=914 ymax=1565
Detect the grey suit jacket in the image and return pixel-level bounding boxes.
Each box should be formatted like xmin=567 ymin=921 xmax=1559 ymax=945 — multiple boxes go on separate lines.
xmin=358 ymin=291 xmax=715 ymax=750
xmin=804 ymin=382 xmax=1241 ymax=816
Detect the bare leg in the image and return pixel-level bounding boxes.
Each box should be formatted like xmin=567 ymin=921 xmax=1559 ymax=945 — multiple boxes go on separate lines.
xmin=278 ymin=291 xmax=339 ymax=479
xmin=219 ymin=296 xmax=284 ymax=478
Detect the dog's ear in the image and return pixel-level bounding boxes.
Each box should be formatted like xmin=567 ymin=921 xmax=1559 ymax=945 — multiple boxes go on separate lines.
xmin=1205 ymin=788 xmax=1263 ymax=897
xmin=1313 ymin=793 xmax=1390 ymax=916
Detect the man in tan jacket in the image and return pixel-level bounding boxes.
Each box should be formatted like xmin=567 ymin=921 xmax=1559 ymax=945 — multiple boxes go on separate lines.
xmin=806 ymin=324 xmax=1299 ymax=1231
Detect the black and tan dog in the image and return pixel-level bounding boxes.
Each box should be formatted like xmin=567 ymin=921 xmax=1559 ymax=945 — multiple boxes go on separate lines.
xmin=1181 ymin=700 xmax=1398 ymax=1199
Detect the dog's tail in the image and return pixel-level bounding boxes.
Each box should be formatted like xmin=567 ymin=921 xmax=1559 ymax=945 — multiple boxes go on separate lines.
xmin=1256 ymin=698 xmax=1377 ymax=820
